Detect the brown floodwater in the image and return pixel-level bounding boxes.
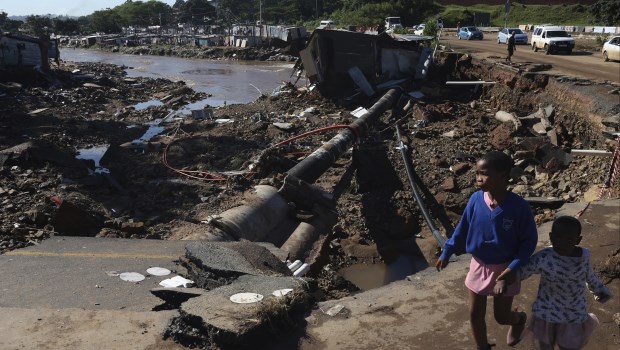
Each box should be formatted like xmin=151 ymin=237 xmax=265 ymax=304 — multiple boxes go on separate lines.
xmin=60 ymin=49 xmax=298 ymax=106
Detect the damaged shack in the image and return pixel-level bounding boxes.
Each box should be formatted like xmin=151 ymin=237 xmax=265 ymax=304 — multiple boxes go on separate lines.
xmin=0 ymin=31 xmax=59 ymax=68
xmin=299 ymin=29 xmax=433 ymax=98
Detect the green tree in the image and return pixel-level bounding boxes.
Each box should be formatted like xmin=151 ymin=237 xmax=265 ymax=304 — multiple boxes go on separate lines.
xmin=91 ymin=9 xmax=122 ymax=33
xmin=54 ymin=18 xmax=81 ymax=35
xmin=589 ymin=0 xmax=620 ymax=25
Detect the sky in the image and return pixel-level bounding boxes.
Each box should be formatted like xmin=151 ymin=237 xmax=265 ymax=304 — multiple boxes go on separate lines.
xmin=1 ymin=0 xmax=177 ymax=17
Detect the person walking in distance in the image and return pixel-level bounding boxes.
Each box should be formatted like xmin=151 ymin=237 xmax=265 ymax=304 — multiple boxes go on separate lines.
xmin=507 ymin=31 xmax=516 ymax=63
xmin=436 ymin=151 xmax=538 ymax=350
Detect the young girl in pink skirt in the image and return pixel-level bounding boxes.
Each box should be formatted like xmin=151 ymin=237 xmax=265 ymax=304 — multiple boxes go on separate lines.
xmin=512 ymin=216 xmax=612 ymax=349
xmin=436 ymin=151 xmax=538 ymax=350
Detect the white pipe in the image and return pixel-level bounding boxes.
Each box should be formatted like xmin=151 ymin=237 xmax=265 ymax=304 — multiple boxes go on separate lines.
xmin=293 ymin=263 xmax=310 ymax=277
xmin=571 ymin=149 xmax=614 ymax=157
xmin=288 ymin=260 xmax=302 ymax=272
xmin=446 ymin=81 xmax=497 ymax=85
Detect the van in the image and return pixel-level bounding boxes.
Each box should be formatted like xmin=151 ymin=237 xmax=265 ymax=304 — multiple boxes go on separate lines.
xmin=319 ymin=20 xmax=336 ymax=27
xmin=385 ymin=17 xmax=403 ymax=30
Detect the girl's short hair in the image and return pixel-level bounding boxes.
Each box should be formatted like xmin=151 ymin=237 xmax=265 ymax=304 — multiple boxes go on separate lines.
xmin=552 ymin=216 xmax=582 ymax=236
xmin=481 ymin=151 xmax=514 ymax=173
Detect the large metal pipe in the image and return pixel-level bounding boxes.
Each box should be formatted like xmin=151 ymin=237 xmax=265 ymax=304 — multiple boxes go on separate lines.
xmin=287 ymin=88 xmax=402 ymax=183
xmin=395 ymin=124 xmax=446 ymax=247
xmin=194 ymin=89 xmax=401 ymax=242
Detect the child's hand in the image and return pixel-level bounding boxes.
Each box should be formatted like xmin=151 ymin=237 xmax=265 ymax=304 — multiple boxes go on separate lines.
xmin=496 ymin=268 xmax=516 ymax=285
xmin=494 ymin=279 xmax=508 ymax=295
xmin=436 ymin=258 xmax=449 ymax=271
xmin=594 ymin=291 xmax=612 ymax=303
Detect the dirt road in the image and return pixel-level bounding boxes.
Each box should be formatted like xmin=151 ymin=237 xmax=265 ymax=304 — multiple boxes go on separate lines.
xmin=441 ymin=34 xmax=620 ymax=83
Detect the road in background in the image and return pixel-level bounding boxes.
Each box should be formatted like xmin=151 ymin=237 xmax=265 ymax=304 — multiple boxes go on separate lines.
xmin=440 ymin=33 xmax=620 ymax=83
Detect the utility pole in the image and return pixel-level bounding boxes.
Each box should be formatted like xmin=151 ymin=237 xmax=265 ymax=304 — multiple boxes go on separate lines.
xmin=259 ymin=0 xmax=262 ymax=24
xmin=316 ymin=0 xmax=318 ymax=19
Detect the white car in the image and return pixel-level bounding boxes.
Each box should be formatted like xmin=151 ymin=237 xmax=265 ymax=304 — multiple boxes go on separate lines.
xmin=531 ymin=26 xmax=575 ymax=55
xmin=602 ymin=36 xmax=620 ymax=62
xmin=414 ymin=24 xmax=425 ymax=35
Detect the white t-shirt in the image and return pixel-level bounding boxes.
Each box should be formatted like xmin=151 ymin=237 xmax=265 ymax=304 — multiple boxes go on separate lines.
xmin=519 ymin=247 xmax=610 ymax=324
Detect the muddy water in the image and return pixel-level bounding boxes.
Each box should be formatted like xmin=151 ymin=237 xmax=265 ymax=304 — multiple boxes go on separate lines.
xmin=60 ymin=49 xmax=297 ymax=106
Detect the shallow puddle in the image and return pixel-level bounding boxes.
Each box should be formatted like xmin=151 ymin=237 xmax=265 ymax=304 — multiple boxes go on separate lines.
xmin=133 ymin=99 xmax=163 ymax=110
xmin=339 ymin=252 xmax=428 ymax=291
xmin=75 ymin=145 xmax=110 ymax=174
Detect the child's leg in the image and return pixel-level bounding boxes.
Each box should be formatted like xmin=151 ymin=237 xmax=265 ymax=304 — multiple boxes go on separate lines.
xmin=493 ymin=295 xmax=521 ymax=325
xmin=468 ymin=289 xmax=489 ymax=348
xmin=494 ymin=295 xmax=527 ymax=345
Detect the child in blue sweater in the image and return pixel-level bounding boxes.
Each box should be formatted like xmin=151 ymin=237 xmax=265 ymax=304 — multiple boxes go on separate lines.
xmin=436 ymin=151 xmax=538 ymax=350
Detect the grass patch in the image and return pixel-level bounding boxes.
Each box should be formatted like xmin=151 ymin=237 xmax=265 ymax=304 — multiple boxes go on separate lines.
xmin=438 ymin=3 xmax=597 ymax=27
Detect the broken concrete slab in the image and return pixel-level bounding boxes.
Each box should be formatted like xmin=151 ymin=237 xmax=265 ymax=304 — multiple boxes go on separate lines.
xmin=176 ymin=275 xmax=311 ymax=347
xmin=184 ymin=241 xmax=291 ymax=289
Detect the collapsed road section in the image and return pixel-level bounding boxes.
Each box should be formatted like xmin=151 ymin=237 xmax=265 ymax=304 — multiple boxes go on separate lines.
xmin=1 ymin=27 xmax=619 ymax=349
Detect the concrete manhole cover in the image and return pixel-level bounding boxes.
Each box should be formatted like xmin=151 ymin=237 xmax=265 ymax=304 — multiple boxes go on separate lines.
xmin=146 ymin=267 xmax=171 ymax=276
xmin=229 ymin=292 xmax=264 ymax=304
xmin=272 ymin=288 xmax=293 ymax=297
xmin=119 ymin=272 xmax=145 ymax=282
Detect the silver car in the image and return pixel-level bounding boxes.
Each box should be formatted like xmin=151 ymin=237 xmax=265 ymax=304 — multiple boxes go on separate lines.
xmin=498 ymin=28 xmax=528 ymax=45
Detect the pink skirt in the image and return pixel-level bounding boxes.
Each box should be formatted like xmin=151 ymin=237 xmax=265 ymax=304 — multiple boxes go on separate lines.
xmin=525 ymin=314 xmax=599 ymax=349
xmin=465 ymin=256 xmax=521 ymax=296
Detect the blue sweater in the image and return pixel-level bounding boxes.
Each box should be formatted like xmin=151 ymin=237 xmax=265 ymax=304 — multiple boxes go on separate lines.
xmin=439 ymin=191 xmax=538 ymax=271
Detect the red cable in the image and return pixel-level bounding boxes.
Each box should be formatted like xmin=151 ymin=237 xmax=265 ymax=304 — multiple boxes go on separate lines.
xmin=273 ymin=125 xmax=356 ymax=147
xmin=162 ymin=138 xmax=227 ymax=181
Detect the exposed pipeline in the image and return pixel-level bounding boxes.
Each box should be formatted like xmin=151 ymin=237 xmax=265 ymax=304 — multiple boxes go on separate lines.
xmin=287 ymin=88 xmax=402 ymax=184
xmin=395 ymin=124 xmax=446 ymax=247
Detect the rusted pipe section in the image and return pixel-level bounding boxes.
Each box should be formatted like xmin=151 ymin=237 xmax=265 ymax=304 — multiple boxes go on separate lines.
xmin=395 ymin=124 xmax=446 ymax=247
xmin=287 ymin=88 xmax=402 ymax=184
xmin=211 ymin=185 xmax=289 ymax=241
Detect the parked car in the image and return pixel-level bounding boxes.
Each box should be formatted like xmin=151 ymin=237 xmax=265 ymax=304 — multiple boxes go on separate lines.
xmin=458 ymin=26 xmax=483 ymax=40
xmin=497 ymin=28 xmax=528 ymax=45
xmin=414 ymin=24 xmax=425 ymax=36
xmin=531 ymin=26 xmax=575 ymax=55
xmin=602 ymin=36 xmax=620 ymax=62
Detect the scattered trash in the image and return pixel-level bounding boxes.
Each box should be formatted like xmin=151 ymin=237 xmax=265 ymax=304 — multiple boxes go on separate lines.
xmin=105 ymin=271 xmax=120 ymax=277
xmin=146 ymin=267 xmax=171 ymax=276
xmin=350 ymin=107 xmax=368 ymax=118
xmin=119 ymin=272 xmax=146 ymax=282
xmin=324 ymin=304 xmax=346 ymax=316
xmin=159 ymin=275 xmax=194 ymax=288
xmin=215 ymin=119 xmax=233 ymax=124
xmin=28 ymin=108 xmax=49 ymax=115
xmin=229 ymin=292 xmax=264 ymax=304
xmin=494 ymin=110 xmax=522 ymax=130
xmin=273 ymin=122 xmax=294 ymax=130
xmin=272 ymin=288 xmax=294 ymax=297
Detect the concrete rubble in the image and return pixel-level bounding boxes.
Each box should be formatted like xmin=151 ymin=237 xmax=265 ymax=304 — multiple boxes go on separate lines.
xmin=1 ymin=27 xmax=619 ymax=349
